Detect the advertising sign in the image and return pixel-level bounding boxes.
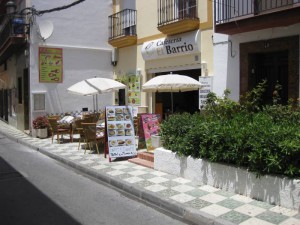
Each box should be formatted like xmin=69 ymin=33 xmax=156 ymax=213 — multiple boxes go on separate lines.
xmin=106 ymin=106 xmax=137 ymax=158
xmin=141 ymin=30 xmax=200 ymax=61
xmin=199 ymin=76 xmax=213 ymax=109
xmin=128 ymin=76 xmax=141 ymax=105
xmin=141 ymin=114 xmax=161 ymax=151
xmin=39 ymin=47 xmax=63 ymax=83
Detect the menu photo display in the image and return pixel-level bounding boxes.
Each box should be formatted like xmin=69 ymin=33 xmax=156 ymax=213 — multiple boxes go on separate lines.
xmin=106 ymin=106 xmax=137 ymax=158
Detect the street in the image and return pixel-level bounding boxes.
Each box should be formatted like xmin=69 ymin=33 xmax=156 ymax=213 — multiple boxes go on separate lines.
xmin=0 ymin=134 xmax=189 ymax=225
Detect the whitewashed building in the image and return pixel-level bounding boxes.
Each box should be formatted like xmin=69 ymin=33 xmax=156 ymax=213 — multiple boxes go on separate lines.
xmin=213 ymin=0 xmax=300 ymax=103
xmin=0 ymin=0 xmax=113 ymax=131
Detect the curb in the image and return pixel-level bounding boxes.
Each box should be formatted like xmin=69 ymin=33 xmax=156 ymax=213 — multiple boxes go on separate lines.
xmin=0 ymin=130 xmax=235 ymax=225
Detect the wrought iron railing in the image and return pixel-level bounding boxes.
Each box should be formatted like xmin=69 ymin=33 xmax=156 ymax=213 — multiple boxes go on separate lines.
xmin=0 ymin=16 xmax=26 ymax=49
xmin=158 ymin=0 xmax=198 ymax=26
xmin=108 ymin=9 xmax=137 ymax=40
xmin=215 ymin=0 xmax=299 ymax=24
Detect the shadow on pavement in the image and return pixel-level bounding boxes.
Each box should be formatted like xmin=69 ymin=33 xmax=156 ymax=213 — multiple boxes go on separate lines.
xmin=0 ymin=156 xmax=81 ymax=225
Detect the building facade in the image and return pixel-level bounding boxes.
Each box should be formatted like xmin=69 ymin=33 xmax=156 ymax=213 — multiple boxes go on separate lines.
xmin=0 ymin=0 xmax=113 ymax=131
xmin=108 ymin=0 xmax=214 ymax=118
xmin=213 ymin=0 xmax=300 ymax=103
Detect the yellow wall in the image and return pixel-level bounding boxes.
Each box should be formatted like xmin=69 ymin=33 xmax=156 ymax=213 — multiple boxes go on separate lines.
xmin=113 ymin=0 xmax=214 ymax=109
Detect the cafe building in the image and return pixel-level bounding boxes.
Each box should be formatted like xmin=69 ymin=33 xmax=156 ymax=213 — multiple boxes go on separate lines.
xmin=108 ymin=0 xmax=214 ymax=118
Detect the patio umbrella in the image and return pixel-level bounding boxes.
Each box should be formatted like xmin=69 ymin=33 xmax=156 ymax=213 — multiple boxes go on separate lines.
xmin=142 ymin=74 xmax=202 ymax=113
xmin=67 ymin=77 xmax=126 ymax=111
xmin=67 ymin=77 xmax=126 ymax=96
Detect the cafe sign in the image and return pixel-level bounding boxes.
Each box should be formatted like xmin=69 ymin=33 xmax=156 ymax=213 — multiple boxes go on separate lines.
xmin=141 ymin=30 xmax=200 ymax=61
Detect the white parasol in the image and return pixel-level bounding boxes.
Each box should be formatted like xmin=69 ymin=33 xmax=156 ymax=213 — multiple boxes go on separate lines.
xmin=67 ymin=77 xmax=126 ymax=96
xmin=142 ymin=74 xmax=202 ymax=113
xmin=67 ymin=77 xmax=126 ymax=111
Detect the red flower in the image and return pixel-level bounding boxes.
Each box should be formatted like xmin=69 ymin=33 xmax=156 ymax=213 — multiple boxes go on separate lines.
xmin=32 ymin=116 xmax=49 ymax=129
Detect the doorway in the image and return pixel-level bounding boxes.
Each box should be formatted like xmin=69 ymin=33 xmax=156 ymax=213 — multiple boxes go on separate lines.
xmin=249 ymin=51 xmax=288 ymax=104
xmin=240 ymin=35 xmax=299 ymax=104
xmin=155 ymin=69 xmax=200 ymax=118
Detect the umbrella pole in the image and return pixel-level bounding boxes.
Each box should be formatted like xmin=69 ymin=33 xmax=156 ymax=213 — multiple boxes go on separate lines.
xmin=92 ymin=95 xmax=95 ymax=112
xmin=96 ymin=94 xmax=98 ymax=112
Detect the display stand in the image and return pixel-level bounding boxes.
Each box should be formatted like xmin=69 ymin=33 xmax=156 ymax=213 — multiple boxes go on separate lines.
xmin=105 ymin=106 xmax=137 ymax=162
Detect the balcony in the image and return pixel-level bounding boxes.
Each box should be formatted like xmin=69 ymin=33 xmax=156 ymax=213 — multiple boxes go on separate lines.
xmin=214 ymin=0 xmax=300 ymax=35
xmin=157 ymin=0 xmax=199 ymax=35
xmin=0 ymin=16 xmax=27 ymax=65
xmin=108 ymin=9 xmax=137 ymax=48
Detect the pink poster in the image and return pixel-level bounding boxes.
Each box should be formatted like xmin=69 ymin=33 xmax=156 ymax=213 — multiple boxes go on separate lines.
xmin=141 ymin=114 xmax=161 ymax=151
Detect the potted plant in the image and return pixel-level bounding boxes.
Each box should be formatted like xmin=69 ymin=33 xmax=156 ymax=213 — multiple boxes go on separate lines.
xmin=32 ymin=116 xmax=49 ymax=138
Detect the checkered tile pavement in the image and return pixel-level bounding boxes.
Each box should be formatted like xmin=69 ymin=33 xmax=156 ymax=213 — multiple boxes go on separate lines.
xmin=0 ymin=121 xmax=299 ymax=225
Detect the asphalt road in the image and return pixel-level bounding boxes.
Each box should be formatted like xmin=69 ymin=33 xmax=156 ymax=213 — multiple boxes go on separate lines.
xmin=0 ymin=134 xmax=189 ymax=225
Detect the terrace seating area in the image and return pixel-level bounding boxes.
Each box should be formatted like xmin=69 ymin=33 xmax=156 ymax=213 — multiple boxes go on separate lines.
xmin=43 ymin=111 xmax=106 ymax=153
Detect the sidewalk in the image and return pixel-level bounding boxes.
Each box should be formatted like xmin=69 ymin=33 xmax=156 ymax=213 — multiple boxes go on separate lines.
xmin=0 ymin=120 xmax=299 ymax=225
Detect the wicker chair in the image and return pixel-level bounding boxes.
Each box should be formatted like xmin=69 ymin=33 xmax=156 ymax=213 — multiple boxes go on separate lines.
xmin=48 ymin=118 xmax=70 ymax=144
xmin=81 ymin=123 xmax=105 ymax=154
xmin=74 ymin=119 xmax=85 ymax=150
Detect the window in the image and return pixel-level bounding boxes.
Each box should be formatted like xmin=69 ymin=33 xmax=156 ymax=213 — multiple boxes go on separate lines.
xmin=32 ymin=92 xmax=46 ymax=111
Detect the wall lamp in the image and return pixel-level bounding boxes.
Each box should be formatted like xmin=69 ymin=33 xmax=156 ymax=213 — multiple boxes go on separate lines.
xmin=111 ymin=48 xmax=118 ymax=67
xmin=6 ymin=1 xmax=17 ymax=15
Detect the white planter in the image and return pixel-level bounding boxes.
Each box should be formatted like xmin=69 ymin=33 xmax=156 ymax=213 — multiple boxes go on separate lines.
xmin=154 ymin=148 xmax=300 ymax=210
xmin=37 ymin=128 xmax=48 ymax=139
xmin=31 ymin=129 xmax=38 ymax=138
xmin=151 ymin=135 xmax=162 ymax=148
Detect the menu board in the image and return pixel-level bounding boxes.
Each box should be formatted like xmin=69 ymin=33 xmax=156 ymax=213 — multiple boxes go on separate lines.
xmin=39 ymin=47 xmax=63 ymax=83
xmin=106 ymin=106 xmax=137 ymax=158
xmin=141 ymin=114 xmax=161 ymax=151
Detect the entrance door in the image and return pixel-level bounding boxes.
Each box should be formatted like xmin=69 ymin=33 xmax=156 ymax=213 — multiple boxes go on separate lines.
xmin=155 ymin=69 xmax=200 ymax=118
xmin=23 ymin=69 xmax=30 ymax=130
xmin=249 ymin=51 xmax=288 ymax=105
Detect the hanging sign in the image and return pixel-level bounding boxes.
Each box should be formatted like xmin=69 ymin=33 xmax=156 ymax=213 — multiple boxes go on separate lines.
xmin=141 ymin=114 xmax=161 ymax=151
xmin=39 ymin=47 xmax=63 ymax=83
xmin=141 ymin=30 xmax=200 ymax=61
xmin=106 ymin=106 xmax=137 ymax=158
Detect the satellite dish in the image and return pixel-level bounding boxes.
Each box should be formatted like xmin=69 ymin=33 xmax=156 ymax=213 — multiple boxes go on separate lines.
xmin=38 ymin=20 xmax=54 ymax=40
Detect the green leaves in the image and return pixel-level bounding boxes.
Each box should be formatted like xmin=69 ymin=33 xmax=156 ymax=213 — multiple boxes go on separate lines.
xmin=160 ymin=86 xmax=300 ymax=178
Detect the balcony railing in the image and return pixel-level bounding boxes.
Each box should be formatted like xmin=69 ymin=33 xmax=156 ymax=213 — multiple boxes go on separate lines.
xmin=0 ymin=16 xmax=27 ymax=64
xmin=108 ymin=9 xmax=137 ymax=40
xmin=215 ymin=0 xmax=299 ymax=25
xmin=158 ymin=0 xmax=198 ymax=26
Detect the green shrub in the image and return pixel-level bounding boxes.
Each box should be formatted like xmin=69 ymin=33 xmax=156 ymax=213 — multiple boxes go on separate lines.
xmin=160 ymin=82 xmax=300 ymax=178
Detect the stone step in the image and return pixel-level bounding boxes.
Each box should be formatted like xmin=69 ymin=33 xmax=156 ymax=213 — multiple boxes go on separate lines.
xmin=128 ymin=158 xmax=154 ymax=169
xmin=137 ymin=151 xmax=154 ymax=162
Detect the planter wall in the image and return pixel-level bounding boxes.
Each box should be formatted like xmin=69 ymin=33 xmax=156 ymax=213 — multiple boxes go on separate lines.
xmin=154 ymin=148 xmax=300 ymax=210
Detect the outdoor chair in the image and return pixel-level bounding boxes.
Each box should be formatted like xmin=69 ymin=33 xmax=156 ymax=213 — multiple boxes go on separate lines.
xmin=91 ymin=113 xmax=100 ymax=123
xmin=73 ymin=119 xmax=85 ymax=150
xmin=48 ymin=118 xmax=70 ymax=144
xmin=48 ymin=115 xmax=61 ymax=120
xmin=81 ymin=123 xmax=105 ymax=155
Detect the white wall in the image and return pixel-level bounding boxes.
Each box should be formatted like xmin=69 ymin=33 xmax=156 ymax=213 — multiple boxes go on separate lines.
xmin=213 ymin=24 xmax=300 ymax=101
xmin=29 ymin=0 xmax=113 ymax=122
